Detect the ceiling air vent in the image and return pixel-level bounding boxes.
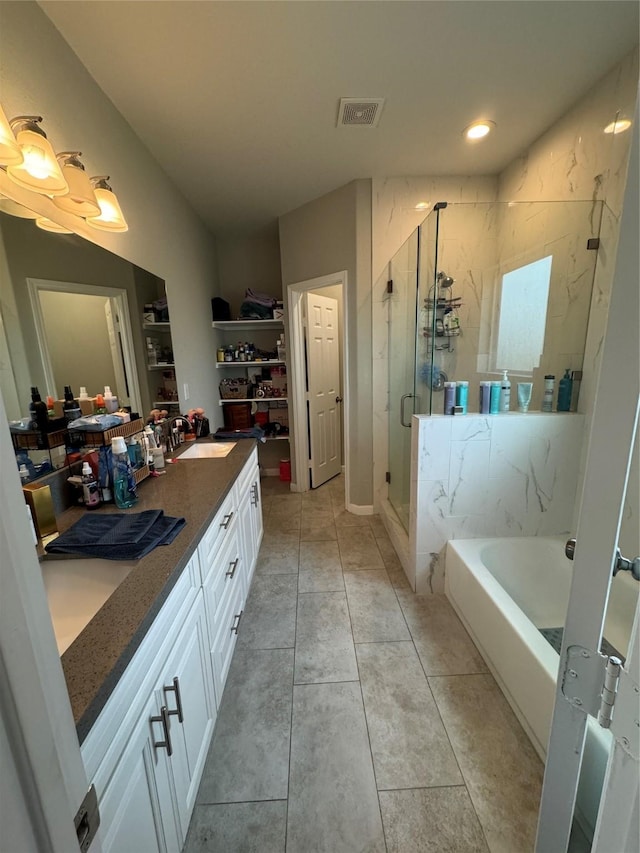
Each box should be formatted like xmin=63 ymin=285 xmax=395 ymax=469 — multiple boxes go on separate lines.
xmin=337 ymin=98 xmax=385 ymax=128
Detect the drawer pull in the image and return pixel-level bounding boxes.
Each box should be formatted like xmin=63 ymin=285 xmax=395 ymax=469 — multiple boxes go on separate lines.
xmin=231 ymin=610 xmax=243 ymax=635
xmin=220 ymin=511 xmax=234 ymax=530
xmin=151 ymin=705 xmax=173 ymax=756
xmin=164 ymin=676 xmax=184 ymax=723
xmin=251 ymin=482 xmax=260 ymax=506
xmin=226 ymin=558 xmax=239 ymax=579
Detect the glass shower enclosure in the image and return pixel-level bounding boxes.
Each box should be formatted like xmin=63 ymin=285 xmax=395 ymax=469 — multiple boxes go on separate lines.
xmin=388 ymin=199 xmax=604 ymax=532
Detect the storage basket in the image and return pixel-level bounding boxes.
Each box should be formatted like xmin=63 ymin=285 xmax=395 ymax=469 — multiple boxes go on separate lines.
xmin=219 ymin=378 xmax=250 ymax=400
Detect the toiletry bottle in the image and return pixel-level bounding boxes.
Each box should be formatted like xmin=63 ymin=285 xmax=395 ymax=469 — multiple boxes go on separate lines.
xmin=443 ymin=382 xmax=457 ymax=415
xmin=19 ymin=464 xmax=30 ymax=485
xmin=479 ymin=381 xmax=491 ymax=414
xmin=63 ymin=385 xmax=82 ymax=424
xmin=29 ymin=387 xmax=49 ymax=435
xmin=456 ymin=381 xmax=469 ymax=414
xmin=46 ymin=395 xmax=55 ymax=417
xmin=104 ymin=386 xmax=118 ymax=413
xmin=143 ymin=426 xmax=157 ymax=465
xmin=81 ymin=461 xmax=101 ymax=509
xmin=94 ymin=393 xmax=107 ymax=414
xmin=79 ymin=386 xmax=89 ymax=400
xmin=489 ymin=381 xmax=501 ymax=414
xmin=542 ymin=375 xmax=555 ymax=412
xmin=111 ymin=437 xmax=138 ymax=509
xmin=557 ymin=369 xmax=573 ymax=412
xmin=499 ymin=370 xmax=511 ymax=412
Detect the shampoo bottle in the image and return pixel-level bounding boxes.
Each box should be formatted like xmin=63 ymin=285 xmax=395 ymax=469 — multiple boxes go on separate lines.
xmin=111 ymin=437 xmax=138 ymax=509
xmin=104 ymin=386 xmax=118 ymax=413
xmin=81 ymin=461 xmax=101 ymax=509
xmin=542 ymin=375 xmax=555 ymax=412
xmin=499 ymin=370 xmax=511 ymax=412
xmin=557 ymin=369 xmax=573 ymax=412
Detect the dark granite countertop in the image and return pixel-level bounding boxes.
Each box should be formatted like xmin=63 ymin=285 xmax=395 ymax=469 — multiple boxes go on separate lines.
xmin=52 ymin=439 xmax=256 ymax=744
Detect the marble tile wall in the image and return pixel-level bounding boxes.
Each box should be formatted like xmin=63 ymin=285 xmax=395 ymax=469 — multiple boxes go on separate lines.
xmin=410 ymin=413 xmax=585 ymax=594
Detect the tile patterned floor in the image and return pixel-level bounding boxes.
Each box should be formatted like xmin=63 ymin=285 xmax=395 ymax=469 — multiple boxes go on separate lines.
xmin=185 ymin=475 xmax=544 ymax=853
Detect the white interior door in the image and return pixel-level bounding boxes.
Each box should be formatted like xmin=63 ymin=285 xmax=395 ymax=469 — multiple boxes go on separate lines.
xmin=535 ymin=114 xmax=639 ymax=853
xmin=304 ymin=291 xmax=342 ymax=488
xmin=104 ymin=299 xmax=131 ymax=407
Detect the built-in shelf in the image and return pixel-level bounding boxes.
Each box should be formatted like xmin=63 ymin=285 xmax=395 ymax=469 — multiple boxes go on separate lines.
xmin=219 ymin=397 xmax=288 ymax=406
xmin=212 ymin=320 xmax=283 ymax=330
xmin=265 ymin=435 xmax=289 ymax=441
xmin=147 ymin=363 xmax=175 ymax=370
xmin=152 ymin=400 xmax=180 ymax=407
xmin=143 ymin=322 xmax=171 ymax=330
xmin=216 ymin=360 xmax=285 ymax=368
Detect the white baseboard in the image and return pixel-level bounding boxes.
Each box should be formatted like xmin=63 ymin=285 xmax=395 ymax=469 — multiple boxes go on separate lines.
xmin=346 ymin=502 xmax=374 ymax=516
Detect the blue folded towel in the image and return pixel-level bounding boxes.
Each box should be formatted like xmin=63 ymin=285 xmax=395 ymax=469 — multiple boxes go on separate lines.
xmin=45 ymin=510 xmax=186 ymax=561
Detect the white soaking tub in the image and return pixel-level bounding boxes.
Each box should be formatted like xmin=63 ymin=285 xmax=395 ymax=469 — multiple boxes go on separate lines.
xmin=445 ymin=535 xmax=638 ymax=836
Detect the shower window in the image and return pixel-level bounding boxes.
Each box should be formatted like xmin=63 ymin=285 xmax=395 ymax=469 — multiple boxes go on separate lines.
xmin=492 ymin=255 xmax=553 ymax=374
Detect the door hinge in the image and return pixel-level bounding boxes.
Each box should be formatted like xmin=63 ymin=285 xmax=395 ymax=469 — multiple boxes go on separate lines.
xmin=561 ymin=645 xmax=639 ymax=759
xmin=387 ymin=280 xmax=393 ymax=294
xmin=74 ymin=784 xmax=100 ymax=852
xmin=385 ymin=471 xmax=391 ymax=483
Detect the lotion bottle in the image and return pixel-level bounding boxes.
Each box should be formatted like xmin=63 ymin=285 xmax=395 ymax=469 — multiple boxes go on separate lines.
xmin=104 ymin=386 xmax=118 ymax=413
xmin=81 ymin=461 xmax=101 ymax=508
xmin=499 ymin=370 xmax=511 ymax=413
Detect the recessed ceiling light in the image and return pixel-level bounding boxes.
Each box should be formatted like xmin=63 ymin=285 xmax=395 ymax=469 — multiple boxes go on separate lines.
xmin=464 ymin=120 xmax=495 ymax=141
xmin=604 ymin=118 xmax=632 ymax=135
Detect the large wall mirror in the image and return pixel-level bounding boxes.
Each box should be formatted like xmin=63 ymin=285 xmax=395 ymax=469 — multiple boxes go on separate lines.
xmin=0 ymin=207 xmax=166 ymax=479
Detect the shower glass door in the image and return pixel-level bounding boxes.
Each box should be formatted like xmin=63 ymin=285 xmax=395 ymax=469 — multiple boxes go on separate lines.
xmin=387 ymin=228 xmax=419 ymax=532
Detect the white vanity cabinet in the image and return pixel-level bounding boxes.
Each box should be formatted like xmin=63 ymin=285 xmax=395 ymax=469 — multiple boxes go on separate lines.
xmin=82 ymin=446 xmax=263 ymax=852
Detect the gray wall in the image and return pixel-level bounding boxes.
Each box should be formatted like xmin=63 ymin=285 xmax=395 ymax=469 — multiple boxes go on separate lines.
xmin=216 ymin=222 xmax=283 ymax=318
xmin=279 ymin=179 xmax=372 ymax=508
xmin=0 ymin=2 xmax=220 ymax=418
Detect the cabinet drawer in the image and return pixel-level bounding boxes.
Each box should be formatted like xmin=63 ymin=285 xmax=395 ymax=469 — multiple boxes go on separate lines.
xmin=202 ymin=525 xmax=243 ymax=629
xmin=198 ymin=487 xmax=238 ymax=581
xmin=210 ymin=579 xmax=244 ymax=706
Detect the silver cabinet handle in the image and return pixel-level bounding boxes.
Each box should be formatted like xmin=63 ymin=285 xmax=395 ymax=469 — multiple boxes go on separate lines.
xmin=251 ymin=482 xmax=260 ymax=506
xmin=164 ymin=676 xmax=184 ymax=723
xmin=400 ymin=394 xmax=415 ymax=428
xmin=220 ymin=511 xmax=234 ymax=530
xmin=151 ymin=705 xmax=172 ymax=756
xmin=226 ymin=558 xmax=239 ymax=579
xmin=231 ymin=610 xmax=243 ymax=634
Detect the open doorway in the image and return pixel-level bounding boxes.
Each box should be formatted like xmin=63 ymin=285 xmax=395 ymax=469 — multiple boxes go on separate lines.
xmin=27 ymin=278 xmax=142 ymax=412
xmin=288 ymin=271 xmax=348 ymax=501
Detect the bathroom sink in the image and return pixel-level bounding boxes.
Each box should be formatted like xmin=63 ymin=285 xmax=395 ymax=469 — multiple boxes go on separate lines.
xmin=178 ymin=441 xmax=237 ymax=459
xmin=41 ymin=558 xmax=136 ymax=655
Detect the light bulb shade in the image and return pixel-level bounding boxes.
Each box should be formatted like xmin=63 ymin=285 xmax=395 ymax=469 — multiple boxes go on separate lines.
xmin=0 ymin=105 xmax=23 ymax=166
xmin=86 ymin=182 xmax=128 ymax=232
xmin=35 ymin=216 xmax=74 ymax=234
xmin=0 ymin=194 xmax=38 ymax=219
xmin=7 ymin=120 xmax=69 ymax=196
xmin=53 ymin=156 xmax=101 ymax=217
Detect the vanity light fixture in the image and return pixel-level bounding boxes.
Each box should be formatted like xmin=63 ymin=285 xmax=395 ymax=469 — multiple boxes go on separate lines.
xmin=464 ymin=120 xmax=495 ymax=141
xmin=604 ymin=117 xmax=632 ymax=135
xmin=53 ymin=152 xmax=101 ymax=217
xmin=0 ymin=194 xmax=38 ymax=219
xmin=86 ymin=176 xmax=128 ymax=232
xmin=0 ymin=105 xmax=23 ymax=166
xmin=35 ymin=216 xmax=74 ymax=234
xmin=6 ymin=116 xmax=69 ymax=195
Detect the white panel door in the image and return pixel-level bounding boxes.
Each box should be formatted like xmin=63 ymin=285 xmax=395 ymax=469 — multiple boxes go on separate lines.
xmin=304 ymin=292 xmax=342 ymax=488
xmin=535 ymin=114 xmax=639 ymax=853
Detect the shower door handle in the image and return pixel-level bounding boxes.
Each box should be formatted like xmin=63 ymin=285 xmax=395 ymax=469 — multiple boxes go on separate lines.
xmin=400 ymin=394 xmax=415 ymax=428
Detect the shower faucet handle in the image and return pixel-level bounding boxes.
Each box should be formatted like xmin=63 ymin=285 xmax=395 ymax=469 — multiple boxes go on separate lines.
xmin=565 ymin=538 xmax=576 ymax=560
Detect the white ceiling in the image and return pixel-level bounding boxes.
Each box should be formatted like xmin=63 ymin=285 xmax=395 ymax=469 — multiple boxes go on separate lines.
xmin=40 ymin=1 xmax=639 ymax=238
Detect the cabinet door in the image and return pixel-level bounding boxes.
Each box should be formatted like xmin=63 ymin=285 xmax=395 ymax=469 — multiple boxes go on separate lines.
xmin=210 ymin=577 xmax=244 ymax=705
xmin=250 ymin=472 xmax=263 ymax=583
xmin=238 ymin=485 xmax=255 ymax=597
xmin=98 ymin=692 xmax=180 ymax=853
xmin=158 ymin=593 xmax=216 ymax=840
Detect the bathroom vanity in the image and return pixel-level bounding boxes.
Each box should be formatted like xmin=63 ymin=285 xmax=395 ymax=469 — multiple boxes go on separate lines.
xmin=50 ymin=440 xmax=262 ymax=852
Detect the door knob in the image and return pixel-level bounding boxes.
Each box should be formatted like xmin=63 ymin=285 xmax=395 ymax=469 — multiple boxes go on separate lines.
xmin=336 ymin=396 xmax=343 ymax=404
xmin=565 ymin=537 xmax=639 ymax=581
xmin=565 ymin=538 xmax=576 ymax=560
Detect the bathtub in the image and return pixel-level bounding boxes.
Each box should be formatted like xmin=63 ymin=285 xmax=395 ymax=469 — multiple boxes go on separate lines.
xmin=445 ymin=535 xmax=638 ymax=835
